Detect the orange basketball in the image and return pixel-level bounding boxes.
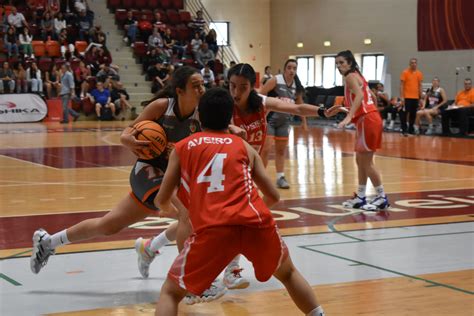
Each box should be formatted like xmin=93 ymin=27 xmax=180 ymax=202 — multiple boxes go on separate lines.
xmin=132 ymin=120 xmax=167 ymax=160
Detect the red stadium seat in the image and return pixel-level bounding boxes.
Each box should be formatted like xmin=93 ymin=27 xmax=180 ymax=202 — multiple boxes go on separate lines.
xmin=107 ymin=0 xmax=121 ymax=10
xmin=136 ymin=0 xmax=147 ymax=9
xmin=54 ymin=58 xmax=66 ymax=69
xmin=172 ymin=0 xmax=183 ymax=10
xmin=115 ymin=9 xmax=128 ymax=28
xmin=32 ymin=41 xmax=46 ymax=57
xmin=75 ymin=41 xmax=88 ymax=54
xmin=132 ymin=9 xmax=141 ymax=20
xmin=38 ymin=57 xmax=52 ymax=73
xmin=133 ymin=41 xmax=147 ymax=59
xmin=70 ymin=58 xmax=81 ymax=72
xmin=178 ymin=11 xmax=191 ymax=24
xmin=176 ymin=24 xmax=190 ymax=42
xmin=45 ymin=40 xmax=61 ymax=57
xmin=166 ymin=9 xmax=180 ymax=25
xmin=122 ymin=0 xmax=134 ymax=9
xmin=87 ymin=76 xmax=97 ymax=92
xmin=161 ymin=0 xmax=172 ymax=9
xmin=148 ymin=0 xmax=160 ymax=9
xmin=156 ymin=9 xmax=168 ymax=23
xmin=142 ymin=9 xmax=154 ymax=22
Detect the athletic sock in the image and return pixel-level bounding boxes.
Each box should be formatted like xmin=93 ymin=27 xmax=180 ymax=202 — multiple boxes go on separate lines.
xmin=357 ymin=185 xmax=366 ymax=198
xmin=375 ymin=185 xmax=386 ymax=197
xmin=276 ymin=172 xmax=285 ymax=179
xmin=307 ymin=306 xmax=325 ymax=316
xmin=150 ymin=231 xmax=171 ymax=252
xmin=49 ymin=229 xmax=70 ymax=249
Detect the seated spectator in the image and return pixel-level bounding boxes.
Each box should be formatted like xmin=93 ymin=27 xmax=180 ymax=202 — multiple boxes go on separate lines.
xmin=96 ymin=47 xmax=115 ymax=69
xmin=148 ymin=61 xmax=169 ymax=94
xmin=190 ymin=32 xmax=202 ymax=58
xmin=143 ymin=47 xmax=164 ymax=74
xmin=111 ymin=82 xmax=132 ymax=120
xmin=4 ymin=27 xmax=19 ymax=58
xmin=188 ymin=10 xmax=206 ymax=39
xmin=138 ymin=13 xmax=153 ymax=42
xmin=89 ymin=24 xmax=106 ymax=47
xmin=196 ymin=43 xmax=215 ymax=69
xmin=77 ymin=9 xmax=92 ymax=41
xmin=54 ymin=12 xmax=67 ymax=37
xmin=58 ymin=28 xmax=75 ymax=59
xmin=261 ymin=65 xmax=273 ymax=85
xmin=96 ymin=63 xmax=120 ymax=86
xmin=41 ymin=11 xmax=56 ymax=40
xmin=371 ymin=83 xmax=391 ymax=128
xmin=14 ymin=62 xmax=28 ymax=93
xmin=163 ymin=28 xmax=184 ymax=59
xmin=26 ymin=62 xmax=44 ymax=94
xmin=19 ymin=28 xmax=34 ymax=58
xmin=148 ymin=26 xmax=165 ymax=51
xmin=385 ymin=97 xmax=403 ymax=131
xmin=84 ymin=46 xmax=100 ymax=75
xmin=123 ymin=11 xmax=138 ymax=46
xmin=44 ymin=64 xmax=61 ymax=98
xmin=415 ymin=77 xmax=447 ymax=135
xmin=74 ymin=61 xmax=91 ymax=98
xmin=74 ymin=0 xmax=88 ymax=14
xmin=205 ymin=29 xmax=218 ymax=55
xmin=7 ymin=6 xmax=28 ymax=34
xmin=89 ymin=81 xmax=116 ymax=119
xmin=0 ymin=62 xmax=16 ymax=93
xmin=200 ymin=62 xmax=215 ymax=88
xmin=442 ymin=78 xmax=474 ymax=136
xmin=152 ymin=11 xmax=167 ymax=35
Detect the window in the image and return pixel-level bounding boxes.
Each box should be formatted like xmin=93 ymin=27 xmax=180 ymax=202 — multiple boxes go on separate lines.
xmin=296 ymin=56 xmax=315 ymax=87
xmin=362 ymin=54 xmax=385 ymax=81
xmin=209 ymin=22 xmax=229 ymax=46
xmin=322 ymin=56 xmax=342 ymax=88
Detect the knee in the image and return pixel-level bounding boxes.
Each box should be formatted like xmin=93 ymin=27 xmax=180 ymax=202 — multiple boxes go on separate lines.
xmin=100 ymin=223 xmax=123 ymax=236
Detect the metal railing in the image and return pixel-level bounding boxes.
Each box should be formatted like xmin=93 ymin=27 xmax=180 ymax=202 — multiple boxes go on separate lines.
xmin=185 ymin=0 xmax=239 ymax=66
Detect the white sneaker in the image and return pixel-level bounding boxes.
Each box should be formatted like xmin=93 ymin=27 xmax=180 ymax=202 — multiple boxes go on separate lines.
xmin=388 ymin=121 xmax=395 ymax=130
xmin=362 ymin=195 xmax=390 ymax=211
xmin=276 ymin=176 xmax=290 ymax=189
xmin=184 ymin=280 xmax=227 ymax=305
xmin=223 ymin=266 xmax=250 ymax=289
xmin=425 ymin=127 xmax=434 ymax=135
xmin=342 ymin=193 xmax=367 ymax=209
xmin=135 ymin=237 xmax=159 ymax=278
xmin=30 ymin=229 xmax=55 ymax=274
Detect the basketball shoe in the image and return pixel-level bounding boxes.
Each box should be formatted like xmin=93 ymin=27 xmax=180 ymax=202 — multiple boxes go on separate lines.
xmin=184 ymin=280 xmax=227 ymax=305
xmin=362 ymin=195 xmax=390 ymax=211
xmin=342 ymin=193 xmax=367 ymax=209
xmin=30 ymin=229 xmax=55 ymax=274
xmin=223 ymin=266 xmax=250 ymax=289
xmin=276 ymin=176 xmax=290 ymax=189
xmin=135 ymin=237 xmax=159 ymax=278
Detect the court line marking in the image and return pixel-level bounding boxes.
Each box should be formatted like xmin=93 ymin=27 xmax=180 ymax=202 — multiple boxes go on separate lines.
xmin=0 ymin=155 xmax=60 ymax=170
xmin=0 ymin=273 xmax=22 ymax=286
xmin=300 ymin=245 xmax=474 ymax=295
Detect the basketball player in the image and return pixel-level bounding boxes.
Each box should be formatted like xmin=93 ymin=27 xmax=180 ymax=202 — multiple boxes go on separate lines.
xmin=334 ymin=50 xmax=389 ymax=211
xmin=141 ymin=63 xmax=347 ymax=293
xmin=259 ymin=59 xmax=306 ymax=189
xmin=153 ymin=87 xmax=325 ymax=316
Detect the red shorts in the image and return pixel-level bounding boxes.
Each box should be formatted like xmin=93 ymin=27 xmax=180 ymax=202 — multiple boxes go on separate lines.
xmin=354 ymin=111 xmax=382 ymax=152
xmin=168 ymin=225 xmax=288 ymax=295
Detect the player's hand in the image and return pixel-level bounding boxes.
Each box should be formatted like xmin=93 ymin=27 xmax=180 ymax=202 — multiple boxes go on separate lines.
xmin=157 ymin=201 xmax=178 ymax=218
xmin=337 ymin=115 xmax=352 ymax=129
xmin=228 ymin=124 xmax=247 ymax=140
xmin=325 ymin=104 xmax=349 ymax=117
xmin=121 ymin=128 xmax=151 ymax=155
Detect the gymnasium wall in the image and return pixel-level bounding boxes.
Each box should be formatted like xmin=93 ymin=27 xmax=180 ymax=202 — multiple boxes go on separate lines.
xmin=200 ymin=0 xmax=271 ymax=75
xmin=269 ymin=0 xmax=474 ymax=98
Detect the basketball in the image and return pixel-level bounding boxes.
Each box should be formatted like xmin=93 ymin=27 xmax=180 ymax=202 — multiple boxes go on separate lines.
xmin=132 ymin=120 xmax=167 ymax=160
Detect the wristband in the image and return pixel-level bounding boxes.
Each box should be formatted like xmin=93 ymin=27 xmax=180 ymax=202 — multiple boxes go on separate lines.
xmin=317 ymin=107 xmax=326 ymax=118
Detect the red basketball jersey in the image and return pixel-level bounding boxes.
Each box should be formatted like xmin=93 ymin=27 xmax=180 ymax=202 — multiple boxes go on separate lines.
xmin=174 ymin=132 xmax=274 ymax=233
xmin=344 ymin=72 xmax=378 ymax=122
xmin=232 ymin=97 xmax=267 ymax=154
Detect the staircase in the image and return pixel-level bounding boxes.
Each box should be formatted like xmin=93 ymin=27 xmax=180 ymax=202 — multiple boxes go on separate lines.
xmin=88 ymin=0 xmax=154 ymax=112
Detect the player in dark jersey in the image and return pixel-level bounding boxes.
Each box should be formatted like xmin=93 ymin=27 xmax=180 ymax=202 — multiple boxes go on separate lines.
xmin=154 ymin=87 xmax=326 ymax=316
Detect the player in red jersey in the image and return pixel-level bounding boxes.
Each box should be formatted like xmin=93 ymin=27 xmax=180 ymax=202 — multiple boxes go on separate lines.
xmin=153 ymin=88 xmax=326 ymax=316
xmin=335 ymin=50 xmax=389 ymax=211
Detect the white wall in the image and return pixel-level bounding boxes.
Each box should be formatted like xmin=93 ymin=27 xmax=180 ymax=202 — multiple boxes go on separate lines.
xmin=270 ymin=0 xmax=474 ymax=98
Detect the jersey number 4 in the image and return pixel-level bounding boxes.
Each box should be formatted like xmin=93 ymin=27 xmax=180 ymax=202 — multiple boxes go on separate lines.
xmin=197 ymin=153 xmax=227 ymax=193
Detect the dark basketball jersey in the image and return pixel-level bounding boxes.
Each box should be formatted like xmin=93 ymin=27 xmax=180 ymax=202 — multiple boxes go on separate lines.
xmin=426 ymin=87 xmax=443 ymax=109
xmin=267 ymin=74 xmax=297 ymax=123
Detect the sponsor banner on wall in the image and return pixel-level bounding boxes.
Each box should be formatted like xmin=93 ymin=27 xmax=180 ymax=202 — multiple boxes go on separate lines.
xmin=0 ymin=93 xmax=47 ymax=123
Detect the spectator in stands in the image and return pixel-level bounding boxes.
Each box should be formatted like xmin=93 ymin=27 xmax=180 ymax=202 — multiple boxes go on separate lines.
xmin=196 ymin=43 xmax=215 ymax=69
xmin=222 ymin=60 xmax=236 ymax=88
xmin=19 ymin=28 xmax=34 ymax=59
xmin=414 ymin=77 xmax=447 ymax=135
xmin=201 ymin=62 xmax=215 ymax=88
xmin=442 ymin=78 xmax=474 ymax=137
xmin=261 ymin=65 xmax=273 ymax=85
xmin=96 ymin=47 xmax=114 ymax=69
xmin=58 ymin=28 xmax=75 ymax=59
xmin=123 ymin=11 xmax=138 ymax=47
xmin=138 ymin=13 xmax=153 ymax=42
xmin=190 ymin=32 xmax=202 ymax=59
xmin=148 ymin=26 xmax=165 ymax=52
xmin=188 ymin=10 xmax=206 ymax=39
xmin=14 ymin=62 xmax=28 ymax=93
xmin=74 ymin=61 xmax=91 ymax=98
xmin=77 ymin=9 xmax=92 ymax=41
xmin=7 ymin=6 xmax=28 ymax=34
xmin=54 ymin=11 xmax=67 ymax=37
xmin=152 ymin=11 xmax=167 ymax=35
xmin=59 ymin=63 xmax=80 ymax=123
xmin=90 ymin=24 xmax=106 ymax=47
xmin=96 ymin=63 xmax=119 ymax=86
xmin=84 ymin=45 xmax=99 ymax=74
xmin=148 ymin=61 xmax=169 ymax=94
xmin=26 ymin=62 xmax=44 ymax=94
xmin=111 ymin=82 xmax=131 ymax=120
xmin=89 ymin=81 xmax=115 ymax=120
xmin=44 ymin=64 xmax=61 ymax=99
xmin=74 ymin=0 xmax=88 ymax=13
xmin=41 ymin=11 xmax=56 ymax=40
xmin=143 ymin=48 xmax=163 ymax=74
xmin=4 ymin=27 xmax=19 ymax=58
xmin=163 ymin=28 xmax=184 ymax=59
xmin=371 ymin=83 xmax=390 ymax=128
xmin=400 ymin=57 xmax=423 ymax=135
xmin=0 ymin=62 xmax=16 ymax=94
xmin=205 ymin=29 xmax=218 ymax=55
